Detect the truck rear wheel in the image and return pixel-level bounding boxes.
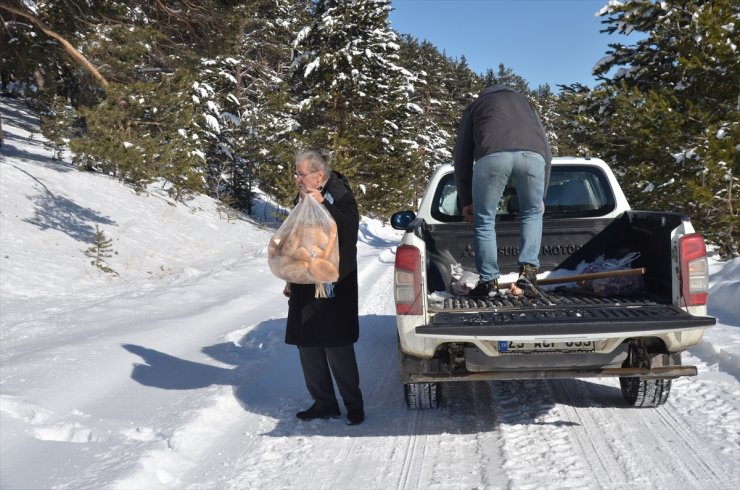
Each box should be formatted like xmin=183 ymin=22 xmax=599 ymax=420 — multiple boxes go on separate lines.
xmin=620 ymin=376 xmax=671 ymax=407
xmin=620 ymin=342 xmax=672 ymax=407
xmin=404 ymin=382 xmax=440 ymax=409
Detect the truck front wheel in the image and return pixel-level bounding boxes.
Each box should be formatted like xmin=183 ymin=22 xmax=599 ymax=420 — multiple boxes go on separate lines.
xmin=404 ymin=382 xmax=441 ymax=409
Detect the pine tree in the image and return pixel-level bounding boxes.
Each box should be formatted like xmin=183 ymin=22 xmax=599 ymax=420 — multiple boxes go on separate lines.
xmin=578 ymin=0 xmax=740 ymax=256
xmin=397 ymin=36 xmax=477 ymax=205
xmin=0 ymin=1 xmax=124 ymax=102
xmin=529 ymin=84 xmax=560 ymax=157
xmin=482 ymin=63 xmax=529 ymax=94
xmin=85 ymin=225 xmax=117 ymax=276
xmin=289 ymin=0 xmax=419 ymax=217
xmin=40 ymin=95 xmax=77 ymax=160
xmin=69 ymin=76 xmax=204 ymax=197
xmin=191 ymin=0 xmax=309 ymax=212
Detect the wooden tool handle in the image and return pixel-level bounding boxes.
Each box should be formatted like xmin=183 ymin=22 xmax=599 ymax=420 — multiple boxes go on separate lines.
xmin=500 ymin=267 xmax=646 ymax=289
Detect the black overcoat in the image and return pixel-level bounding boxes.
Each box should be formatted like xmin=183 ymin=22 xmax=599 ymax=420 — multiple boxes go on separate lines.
xmin=285 ymin=171 xmax=359 ymax=347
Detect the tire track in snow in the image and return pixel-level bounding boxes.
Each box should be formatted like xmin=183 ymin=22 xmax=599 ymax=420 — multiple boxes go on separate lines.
xmin=493 ymin=379 xmax=596 ymax=489
xmin=547 ymin=378 xmax=642 ymax=488
xmin=672 ymin=353 xmax=740 ymax=465
xmin=323 ymin=242 xmax=436 ymax=490
xmin=395 ymin=410 xmax=426 ymax=490
xmin=468 ymin=381 xmax=508 ymax=488
xmin=659 ymin=402 xmax=732 ymax=484
xmin=548 ymin=376 xmax=735 ymax=490
xmin=359 ymin=246 xmax=504 ymax=489
xmin=359 ymin=246 xmax=443 ymax=490
xmin=636 ymin=399 xmax=733 ymax=487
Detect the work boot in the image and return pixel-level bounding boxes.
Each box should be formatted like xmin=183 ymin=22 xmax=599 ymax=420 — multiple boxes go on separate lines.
xmin=515 ymin=264 xmax=540 ymax=298
xmin=296 ymin=402 xmax=340 ymax=421
xmin=468 ymin=279 xmax=499 ymax=299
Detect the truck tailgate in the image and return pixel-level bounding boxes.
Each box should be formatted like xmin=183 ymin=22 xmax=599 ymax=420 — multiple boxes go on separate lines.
xmin=420 ymin=292 xmax=716 ymax=339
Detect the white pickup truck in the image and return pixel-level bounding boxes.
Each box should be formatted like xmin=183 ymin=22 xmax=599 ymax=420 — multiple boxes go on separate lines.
xmin=390 ymin=157 xmax=715 ymax=409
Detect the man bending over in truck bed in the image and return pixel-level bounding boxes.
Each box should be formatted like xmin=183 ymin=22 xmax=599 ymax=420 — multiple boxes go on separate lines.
xmin=453 ymin=85 xmax=552 ymax=299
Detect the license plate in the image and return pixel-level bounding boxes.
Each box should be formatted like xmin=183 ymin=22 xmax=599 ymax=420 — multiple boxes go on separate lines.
xmin=498 ymin=340 xmax=595 ymax=354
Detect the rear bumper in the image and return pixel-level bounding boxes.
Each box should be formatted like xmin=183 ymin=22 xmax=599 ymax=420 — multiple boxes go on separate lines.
xmin=400 ymin=293 xmax=716 ymax=358
xmin=407 ymin=365 xmax=697 ymax=383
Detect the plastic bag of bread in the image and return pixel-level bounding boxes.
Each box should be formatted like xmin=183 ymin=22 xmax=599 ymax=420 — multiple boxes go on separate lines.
xmin=268 ymin=195 xmax=339 ymax=292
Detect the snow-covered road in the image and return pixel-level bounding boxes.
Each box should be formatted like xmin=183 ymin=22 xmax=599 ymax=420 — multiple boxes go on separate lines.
xmin=1 ymin=97 xmax=738 ymax=489
xmin=5 ymin=239 xmax=737 ymax=490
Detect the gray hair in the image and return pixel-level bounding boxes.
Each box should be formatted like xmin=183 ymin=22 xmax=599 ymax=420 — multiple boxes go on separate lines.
xmin=295 ymin=149 xmax=332 ymax=174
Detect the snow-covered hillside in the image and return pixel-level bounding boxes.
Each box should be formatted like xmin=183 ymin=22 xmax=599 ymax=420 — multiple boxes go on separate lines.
xmin=1 ymin=97 xmax=739 ymax=489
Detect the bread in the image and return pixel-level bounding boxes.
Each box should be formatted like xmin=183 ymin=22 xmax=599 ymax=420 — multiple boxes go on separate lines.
xmin=308 ymin=257 xmax=339 ymax=283
xmin=268 ymin=237 xmax=281 ymax=259
xmin=268 ymin=219 xmax=339 ymax=284
xmin=301 ymin=225 xmax=329 ymax=249
xmin=281 ymin=259 xmax=311 ymax=283
xmin=292 ymin=246 xmax=312 ymax=262
xmin=323 ymin=224 xmax=338 ymax=258
xmin=281 ymin=233 xmax=300 ymax=257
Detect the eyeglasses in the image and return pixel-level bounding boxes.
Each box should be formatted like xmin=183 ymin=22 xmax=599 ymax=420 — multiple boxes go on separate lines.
xmin=293 ymin=170 xmax=319 ymax=179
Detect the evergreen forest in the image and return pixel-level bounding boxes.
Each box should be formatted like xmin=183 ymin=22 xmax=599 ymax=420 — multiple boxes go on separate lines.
xmin=1 ymin=0 xmax=737 ymax=256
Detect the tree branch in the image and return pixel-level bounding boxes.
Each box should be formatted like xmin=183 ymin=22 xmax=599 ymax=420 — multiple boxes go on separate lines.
xmin=0 ymin=3 xmax=109 ymax=87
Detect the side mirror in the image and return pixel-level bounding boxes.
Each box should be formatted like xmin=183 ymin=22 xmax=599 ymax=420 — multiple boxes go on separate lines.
xmin=390 ymin=211 xmax=415 ymax=230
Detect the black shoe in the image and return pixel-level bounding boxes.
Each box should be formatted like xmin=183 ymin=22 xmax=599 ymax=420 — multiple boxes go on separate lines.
xmin=468 ymin=279 xmax=499 ymax=299
xmin=346 ymin=407 xmax=364 ymax=426
xmin=296 ymin=402 xmax=340 ymax=421
xmin=515 ymin=264 xmax=540 ymax=298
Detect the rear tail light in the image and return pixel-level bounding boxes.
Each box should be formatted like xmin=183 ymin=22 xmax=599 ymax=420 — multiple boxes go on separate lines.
xmin=678 ymin=233 xmax=709 ymax=307
xmin=395 ymin=245 xmax=423 ymax=315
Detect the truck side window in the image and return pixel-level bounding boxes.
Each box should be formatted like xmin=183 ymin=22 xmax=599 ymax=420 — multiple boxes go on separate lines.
xmin=431 ymin=175 xmax=463 ymax=222
xmin=438 ymin=185 xmax=459 ymax=216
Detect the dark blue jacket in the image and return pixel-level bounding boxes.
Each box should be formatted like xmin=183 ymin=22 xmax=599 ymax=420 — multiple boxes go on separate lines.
xmin=454 ymin=85 xmax=552 ymax=208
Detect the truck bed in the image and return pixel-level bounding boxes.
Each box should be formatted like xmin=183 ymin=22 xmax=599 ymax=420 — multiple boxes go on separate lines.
xmin=424 ymin=212 xmax=688 ymax=301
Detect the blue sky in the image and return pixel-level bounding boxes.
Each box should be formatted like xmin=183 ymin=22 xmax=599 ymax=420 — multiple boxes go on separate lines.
xmin=389 ymin=0 xmax=638 ymax=90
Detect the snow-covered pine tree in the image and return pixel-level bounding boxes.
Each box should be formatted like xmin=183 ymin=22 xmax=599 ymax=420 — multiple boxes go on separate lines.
xmin=70 ymin=75 xmax=204 ymax=198
xmin=289 ymin=0 xmax=419 ymax=217
xmin=482 ymin=63 xmax=530 ymax=94
xmin=5 ymin=1 xmax=257 ymax=200
xmin=190 ymin=60 xmax=245 ymax=207
xmin=446 ymin=55 xmax=483 ymax=104
xmin=549 ymin=83 xmax=595 ymax=158
xmin=186 ymin=1 xmax=310 ymax=214
xmin=0 ymin=0 xmax=124 ymax=102
xmin=529 ymin=84 xmax=560 ymax=157
xmin=234 ymin=0 xmax=311 ymax=212
xmin=397 ymin=35 xmax=466 ymax=206
xmin=584 ymin=0 xmax=739 ymax=256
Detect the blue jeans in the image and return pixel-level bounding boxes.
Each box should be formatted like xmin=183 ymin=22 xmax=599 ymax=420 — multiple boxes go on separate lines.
xmin=472 ymin=150 xmax=545 ymax=281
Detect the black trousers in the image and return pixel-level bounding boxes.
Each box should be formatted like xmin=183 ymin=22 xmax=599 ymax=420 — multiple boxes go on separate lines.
xmin=298 ymin=344 xmax=363 ymax=411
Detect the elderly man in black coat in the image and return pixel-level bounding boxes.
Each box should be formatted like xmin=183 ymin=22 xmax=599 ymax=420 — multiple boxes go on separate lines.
xmin=284 ymin=149 xmax=364 ymax=426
